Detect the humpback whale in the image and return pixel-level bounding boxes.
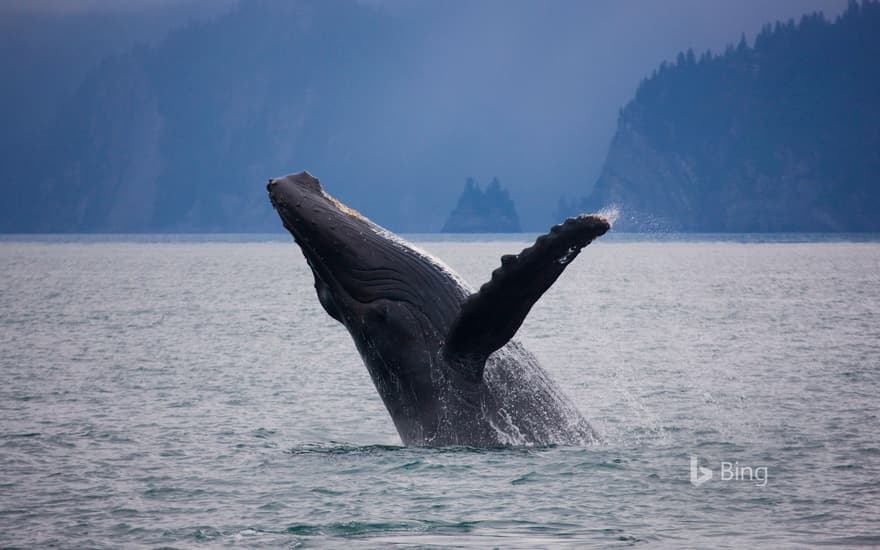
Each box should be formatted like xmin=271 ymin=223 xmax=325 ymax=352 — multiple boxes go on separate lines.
xmin=268 ymin=171 xmax=610 ymax=446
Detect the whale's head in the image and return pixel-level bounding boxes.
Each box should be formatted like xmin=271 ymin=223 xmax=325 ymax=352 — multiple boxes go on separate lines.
xmin=268 ymin=172 xmax=467 ymax=327
xmin=268 ymin=172 xmax=468 ymax=437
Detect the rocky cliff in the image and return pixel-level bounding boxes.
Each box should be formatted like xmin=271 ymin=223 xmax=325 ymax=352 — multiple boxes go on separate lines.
xmin=581 ymin=2 xmax=880 ymax=232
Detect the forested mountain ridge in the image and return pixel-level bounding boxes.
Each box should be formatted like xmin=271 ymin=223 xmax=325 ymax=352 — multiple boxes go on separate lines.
xmin=578 ymin=1 xmax=880 ymax=232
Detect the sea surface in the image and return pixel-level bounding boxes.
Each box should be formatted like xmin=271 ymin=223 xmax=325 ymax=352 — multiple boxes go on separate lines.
xmin=1 ymin=234 xmax=879 ymax=548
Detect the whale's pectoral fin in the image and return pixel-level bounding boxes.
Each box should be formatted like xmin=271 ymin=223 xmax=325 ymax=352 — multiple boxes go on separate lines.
xmin=444 ymin=214 xmax=610 ymax=379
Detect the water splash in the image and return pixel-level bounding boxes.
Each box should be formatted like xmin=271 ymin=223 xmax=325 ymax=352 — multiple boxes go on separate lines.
xmin=597 ymin=205 xmax=620 ymax=227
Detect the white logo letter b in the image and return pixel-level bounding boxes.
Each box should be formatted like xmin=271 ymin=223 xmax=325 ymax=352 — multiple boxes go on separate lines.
xmin=690 ymin=455 xmax=713 ymax=487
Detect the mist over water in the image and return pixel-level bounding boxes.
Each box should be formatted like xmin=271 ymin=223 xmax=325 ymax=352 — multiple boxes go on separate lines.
xmin=1 ymin=236 xmax=878 ymax=547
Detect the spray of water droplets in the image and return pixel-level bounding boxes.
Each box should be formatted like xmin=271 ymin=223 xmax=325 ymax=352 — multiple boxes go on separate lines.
xmin=597 ymin=205 xmax=620 ymax=227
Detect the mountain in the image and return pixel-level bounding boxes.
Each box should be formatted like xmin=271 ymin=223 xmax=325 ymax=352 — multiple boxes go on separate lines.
xmin=2 ymin=1 xmax=869 ymax=233
xmin=0 ymin=0 xmax=410 ymax=232
xmin=442 ymin=177 xmax=521 ymax=233
xmin=0 ymin=2 xmax=235 ymax=153
xmin=576 ymin=1 xmax=880 ymax=232
xmin=0 ymin=0 xmax=588 ymax=234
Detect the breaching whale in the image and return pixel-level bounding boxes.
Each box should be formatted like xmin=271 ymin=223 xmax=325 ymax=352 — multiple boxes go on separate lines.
xmin=268 ymin=171 xmax=610 ymax=446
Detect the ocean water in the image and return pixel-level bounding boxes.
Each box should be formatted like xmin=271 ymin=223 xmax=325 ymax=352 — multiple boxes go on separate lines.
xmin=1 ymin=235 xmax=878 ymax=548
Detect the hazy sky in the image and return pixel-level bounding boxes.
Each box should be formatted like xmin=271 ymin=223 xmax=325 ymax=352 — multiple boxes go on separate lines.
xmin=2 ymin=0 xmax=851 ymax=229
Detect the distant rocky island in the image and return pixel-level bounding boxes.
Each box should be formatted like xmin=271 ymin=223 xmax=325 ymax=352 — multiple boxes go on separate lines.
xmin=442 ymin=178 xmax=521 ymax=233
xmin=570 ymin=1 xmax=880 ymax=231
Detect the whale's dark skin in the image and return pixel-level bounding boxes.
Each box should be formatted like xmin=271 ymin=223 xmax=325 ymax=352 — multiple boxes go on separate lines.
xmin=268 ymin=171 xmax=610 ymax=446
